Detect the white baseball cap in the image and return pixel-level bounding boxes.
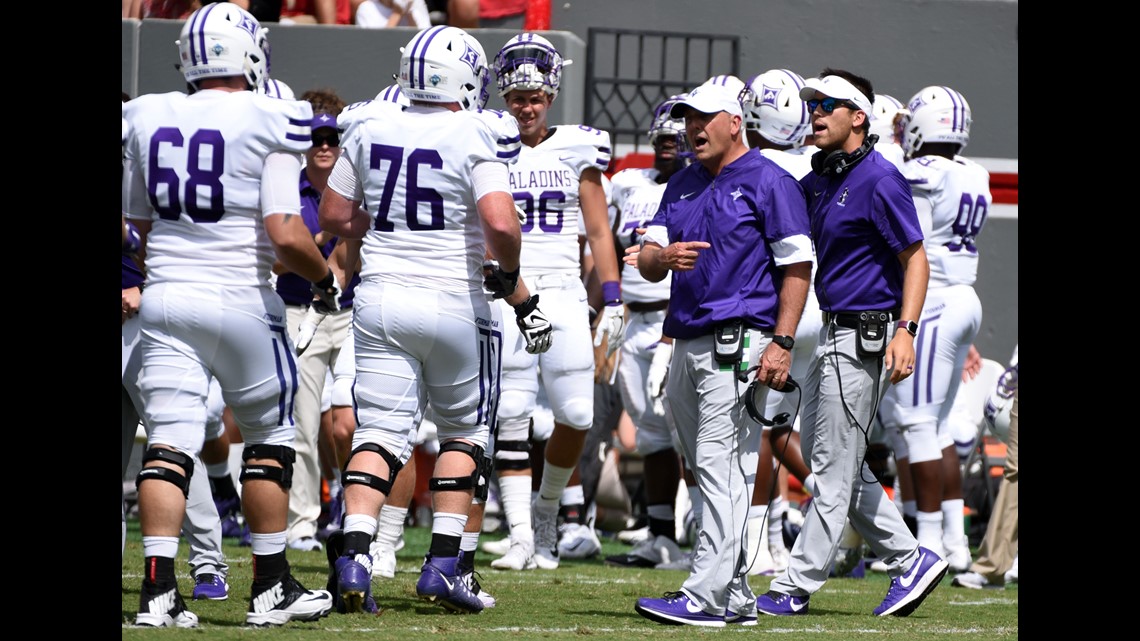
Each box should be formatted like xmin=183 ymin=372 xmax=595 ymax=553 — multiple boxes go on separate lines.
xmin=670 ymin=80 xmax=745 ymax=118
xmin=799 ymin=75 xmax=873 ymax=113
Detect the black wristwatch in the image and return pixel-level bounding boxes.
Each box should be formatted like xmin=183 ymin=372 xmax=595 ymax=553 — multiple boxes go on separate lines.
xmin=773 ymin=335 xmax=795 ymax=350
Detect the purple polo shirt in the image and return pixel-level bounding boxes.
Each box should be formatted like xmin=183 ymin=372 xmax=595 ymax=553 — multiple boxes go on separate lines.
xmin=649 ymin=148 xmax=810 ymax=339
xmin=800 ymin=150 xmax=923 ymax=312
xmin=275 ymin=168 xmax=360 ymax=307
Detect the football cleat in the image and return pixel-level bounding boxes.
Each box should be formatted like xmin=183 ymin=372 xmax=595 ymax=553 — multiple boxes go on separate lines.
xmin=136 ymin=581 xmax=199 ymax=628
xmin=415 ymin=555 xmax=485 ymax=614
xmin=245 ymin=573 xmax=334 ymax=627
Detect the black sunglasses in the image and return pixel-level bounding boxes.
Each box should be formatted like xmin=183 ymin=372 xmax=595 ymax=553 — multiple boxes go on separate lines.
xmin=806 ymin=97 xmax=856 ymax=114
xmin=311 ymin=131 xmax=339 ymax=147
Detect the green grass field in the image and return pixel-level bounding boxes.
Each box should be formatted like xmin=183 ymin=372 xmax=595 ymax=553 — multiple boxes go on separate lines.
xmin=121 ymin=521 xmax=1017 ymax=640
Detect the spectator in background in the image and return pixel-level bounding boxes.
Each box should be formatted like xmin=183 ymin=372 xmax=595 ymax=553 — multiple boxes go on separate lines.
xmin=279 ymin=0 xmax=352 ymax=24
xmin=123 ymin=0 xmax=199 ymax=18
xmin=354 ymin=0 xmax=431 ymax=27
xmin=228 ymin=1 xmax=284 ymax=22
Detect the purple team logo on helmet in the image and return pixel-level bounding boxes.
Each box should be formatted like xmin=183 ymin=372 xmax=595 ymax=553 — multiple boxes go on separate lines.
xmin=460 ymin=41 xmax=482 ymax=73
xmin=236 ymin=13 xmax=259 ymax=40
xmin=760 ymin=84 xmax=781 ymax=108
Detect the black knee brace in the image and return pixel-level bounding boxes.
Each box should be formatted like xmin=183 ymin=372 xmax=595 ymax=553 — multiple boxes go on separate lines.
xmin=474 ymin=453 xmax=494 ymax=502
xmin=136 ymin=447 xmax=194 ymax=497
xmin=429 ymin=440 xmax=486 ymax=492
xmin=239 ymin=443 xmax=296 ymax=489
xmin=342 ymin=442 xmax=403 ymax=496
xmin=493 ymin=439 xmax=532 ymax=471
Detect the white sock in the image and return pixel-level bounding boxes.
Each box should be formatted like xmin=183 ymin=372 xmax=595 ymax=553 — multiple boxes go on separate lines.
xmin=374 ymin=504 xmax=407 ymax=547
xmin=941 ymin=498 xmax=966 ymax=551
xmin=915 ymin=511 xmax=943 ymax=556
xmin=537 ymin=462 xmax=573 ymax=506
xmin=498 ymin=475 xmax=534 ymax=543
xmin=768 ymin=496 xmax=787 ymax=542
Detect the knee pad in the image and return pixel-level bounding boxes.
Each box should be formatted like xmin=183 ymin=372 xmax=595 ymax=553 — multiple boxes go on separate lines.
xmin=343 ymin=442 xmax=403 ymax=496
xmin=493 ymin=439 xmax=531 ymax=471
xmin=136 ymin=447 xmax=194 ymax=497
xmin=901 ymin=421 xmax=940 ymax=463
xmin=558 ymin=398 xmax=593 ymax=431
xmin=429 ymin=440 xmax=486 ymax=492
xmin=497 ymin=390 xmax=533 ymax=423
xmin=239 ymin=443 xmax=296 ymax=489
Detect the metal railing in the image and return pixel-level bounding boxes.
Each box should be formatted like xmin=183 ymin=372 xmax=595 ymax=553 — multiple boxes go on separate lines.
xmin=585 ymin=28 xmax=739 ymax=157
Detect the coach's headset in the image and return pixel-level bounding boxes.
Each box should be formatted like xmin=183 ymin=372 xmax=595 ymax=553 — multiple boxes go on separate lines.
xmin=811 ymin=133 xmax=878 ymax=176
xmin=736 ymin=366 xmax=801 ymax=427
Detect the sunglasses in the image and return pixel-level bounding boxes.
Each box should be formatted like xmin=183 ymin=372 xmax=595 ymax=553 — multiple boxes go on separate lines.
xmin=311 ymin=132 xmax=339 ymax=147
xmin=806 ymin=97 xmax=857 ymax=114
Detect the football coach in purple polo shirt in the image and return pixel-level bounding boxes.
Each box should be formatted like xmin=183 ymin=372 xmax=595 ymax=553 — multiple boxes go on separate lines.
xmin=759 ymin=68 xmax=945 ymax=620
xmin=631 ymin=75 xmax=813 ymax=627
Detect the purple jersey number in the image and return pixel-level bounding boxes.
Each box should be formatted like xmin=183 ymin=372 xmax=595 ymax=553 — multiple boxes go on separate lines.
xmin=514 ymin=190 xmax=566 ymax=233
xmin=369 ymin=144 xmax=446 ymax=231
xmin=147 ymin=127 xmax=226 ymax=223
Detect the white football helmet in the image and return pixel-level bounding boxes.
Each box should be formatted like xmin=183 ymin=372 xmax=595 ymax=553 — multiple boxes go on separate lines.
xmin=744 ymin=69 xmax=810 ymax=146
xmin=701 ymin=74 xmax=752 ymax=104
xmin=398 ymin=25 xmax=490 ymax=111
xmin=176 ymin=3 xmax=267 ymax=89
xmin=983 ymin=361 xmax=1018 ymax=444
xmin=376 ymin=83 xmax=411 ymax=107
xmin=258 ymin=78 xmax=295 ymax=100
xmin=647 ymin=94 xmax=686 ymax=145
xmin=869 ymin=94 xmax=907 ymax=145
xmin=902 ymin=85 xmax=972 ymax=158
xmin=494 ymin=33 xmax=569 ymax=98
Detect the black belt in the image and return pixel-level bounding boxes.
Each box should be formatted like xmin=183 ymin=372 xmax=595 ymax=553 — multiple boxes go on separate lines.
xmin=822 ymin=308 xmax=901 ymax=329
xmin=627 ymin=300 xmax=669 ymax=313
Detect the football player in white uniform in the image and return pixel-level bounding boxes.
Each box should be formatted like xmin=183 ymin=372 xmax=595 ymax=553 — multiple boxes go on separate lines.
xmin=870 ymin=93 xmax=908 ymax=170
xmin=487 ymin=33 xmax=625 ymax=572
xmin=603 ymin=95 xmax=690 ymax=570
xmin=318 ymin=25 xmax=550 ymax=615
xmin=882 ymin=85 xmax=991 ymax=572
xmin=123 ymin=4 xmax=336 ymax=627
xmin=739 ymin=68 xmax=820 ymax=577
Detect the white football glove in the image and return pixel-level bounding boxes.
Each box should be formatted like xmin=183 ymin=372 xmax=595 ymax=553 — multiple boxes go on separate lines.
xmin=593 ymin=304 xmax=626 ymax=359
xmin=513 ymin=295 xmax=553 ymax=354
xmin=294 ymin=304 xmax=327 ymax=356
xmin=514 ymin=202 xmax=528 ymax=225
xmin=646 ymin=341 xmax=672 ymax=417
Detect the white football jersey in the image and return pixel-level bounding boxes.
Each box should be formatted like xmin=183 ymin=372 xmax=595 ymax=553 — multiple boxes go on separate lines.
xmin=334 ymin=104 xmax=522 ymax=291
xmin=758 ymin=148 xmax=813 ymax=180
xmin=122 ymin=90 xmax=312 ymax=287
xmin=904 ymin=154 xmax=992 ymax=287
xmin=875 ymin=141 xmax=907 ymax=171
xmin=611 ymin=167 xmax=670 ymax=303
xmin=509 ymin=125 xmax=612 ymax=277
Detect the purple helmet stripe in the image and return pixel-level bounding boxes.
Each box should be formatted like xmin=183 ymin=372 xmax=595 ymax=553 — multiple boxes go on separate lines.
xmin=942 ymin=86 xmax=964 ymax=133
xmin=412 ymin=26 xmax=446 ymax=89
xmin=779 ymin=69 xmax=809 ymax=132
xmin=192 ymin=2 xmax=220 ymax=66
